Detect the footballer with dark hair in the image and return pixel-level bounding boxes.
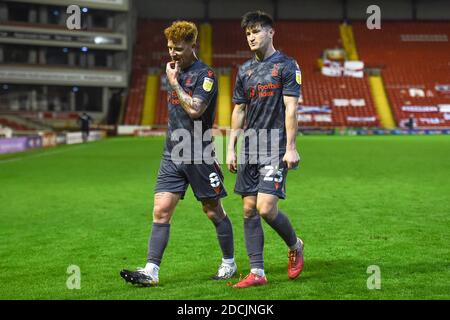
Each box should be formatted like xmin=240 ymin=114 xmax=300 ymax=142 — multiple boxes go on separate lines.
xmin=120 ymin=21 xmax=237 ymax=286
xmin=227 ymin=11 xmax=304 ymax=288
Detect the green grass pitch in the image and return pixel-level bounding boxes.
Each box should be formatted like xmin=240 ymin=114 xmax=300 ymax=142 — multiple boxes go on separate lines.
xmin=0 ymin=135 xmax=449 ymax=300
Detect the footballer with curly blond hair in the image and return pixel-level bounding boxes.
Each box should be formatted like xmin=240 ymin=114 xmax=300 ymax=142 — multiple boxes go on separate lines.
xmin=120 ymin=21 xmax=237 ymax=286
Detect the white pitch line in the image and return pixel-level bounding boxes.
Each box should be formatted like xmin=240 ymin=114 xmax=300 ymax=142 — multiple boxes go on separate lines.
xmin=0 ymin=144 xmax=87 ymax=164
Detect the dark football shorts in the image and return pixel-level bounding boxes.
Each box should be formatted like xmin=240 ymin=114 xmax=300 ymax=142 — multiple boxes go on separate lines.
xmin=155 ymin=158 xmax=227 ymax=201
xmin=234 ymin=155 xmax=288 ymax=199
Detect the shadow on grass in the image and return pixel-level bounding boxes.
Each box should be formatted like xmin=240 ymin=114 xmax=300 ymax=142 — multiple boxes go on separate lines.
xmin=265 ymin=258 xmax=368 ymax=283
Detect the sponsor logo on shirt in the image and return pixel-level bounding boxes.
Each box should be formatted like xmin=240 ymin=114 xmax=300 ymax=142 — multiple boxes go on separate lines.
xmin=252 ymin=82 xmax=282 ymax=97
xmin=257 ymin=83 xmax=281 ymax=90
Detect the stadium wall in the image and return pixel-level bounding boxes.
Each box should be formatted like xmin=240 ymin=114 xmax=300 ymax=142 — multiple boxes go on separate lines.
xmin=417 ymin=0 xmax=450 ymax=20
xmin=278 ymin=0 xmax=343 ymax=20
xmin=135 ymin=0 xmax=205 ymax=19
xmin=347 ymin=0 xmax=413 ymax=20
xmin=136 ymin=0 xmax=450 ymax=21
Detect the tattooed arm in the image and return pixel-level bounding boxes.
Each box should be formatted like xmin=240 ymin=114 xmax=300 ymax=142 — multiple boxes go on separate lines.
xmin=166 ymin=61 xmax=208 ymax=119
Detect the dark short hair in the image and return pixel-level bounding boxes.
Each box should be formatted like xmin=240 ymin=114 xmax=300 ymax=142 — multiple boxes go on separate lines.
xmin=241 ymin=10 xmax=274 ymax=30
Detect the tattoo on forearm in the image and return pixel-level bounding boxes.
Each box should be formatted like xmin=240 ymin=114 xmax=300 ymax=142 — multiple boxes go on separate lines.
xmin=192 ymin=98 xmax=206 ymax=114
xmin=174 ymin=84 xmax=193 ymax=109
xmin=173 ymin=83 xmax=207 ymax=117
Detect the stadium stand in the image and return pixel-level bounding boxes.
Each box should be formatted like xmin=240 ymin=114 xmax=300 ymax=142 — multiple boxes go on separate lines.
xmin=129 ymin=20 xmax=381 ymax=127
xmin=353 ymin=22 xmax=450 ymax=128
xmin=0 ymin=117 xmax=30 ymax=131
xmin=213 ymin=20 xmax=379 ymax=127
xmin=125 ymin=20 xmax=169 ymax=125
xmin=124 ymin=56 xmax=147 ymax=125
xmin=127 ymin=19 xmax=450 ymax=129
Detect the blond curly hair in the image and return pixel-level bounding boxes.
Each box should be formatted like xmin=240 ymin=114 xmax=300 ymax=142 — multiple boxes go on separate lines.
xmin=164 ymin=21 xmax=198 ymax=44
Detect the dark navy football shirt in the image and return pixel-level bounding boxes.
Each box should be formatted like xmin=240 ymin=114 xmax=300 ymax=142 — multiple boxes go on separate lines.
xmin=163 ymin=60 xmax=218 ymax=163
xmin=233 ymin=51 xmax=301 ymax=158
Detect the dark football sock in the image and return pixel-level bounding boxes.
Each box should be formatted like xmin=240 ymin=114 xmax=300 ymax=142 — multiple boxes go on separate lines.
xmin=244 ymin=215 xmax=264 ymax=270
xmin=264 ymin=211 xmax=298 ymax=248
xmin=146 ymin=223 xmax=170 ymax=266
xmin=212 ymin=215 xmax=235 ymax=260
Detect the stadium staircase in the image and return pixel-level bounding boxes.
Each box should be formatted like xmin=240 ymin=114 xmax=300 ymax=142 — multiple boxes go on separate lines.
xmin=0 ymin=114 xmax=52 ymax=131
xmin=0 ymin=117 xmax=30 ymax=131
xmin=339 ymin=23 xmax=359 ymax=61
xmin=369 ymin=75 xmax=396 ymax=128
xmin=217 ymin=73 xmax=232 ymax=128
xmin=199 ymin=23 xmax=213 ymax=66
xmin=141 ymin=74 xmax=159 ymax=126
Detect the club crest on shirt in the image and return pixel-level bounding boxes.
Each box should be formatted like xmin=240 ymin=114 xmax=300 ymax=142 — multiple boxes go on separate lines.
xmin=203 ymin=77 xmax=214 ymax=92
xmin=296 ymin=70 xmax=302 ymax=85
xmin=271 ymin=63 xmax=279 ymax=77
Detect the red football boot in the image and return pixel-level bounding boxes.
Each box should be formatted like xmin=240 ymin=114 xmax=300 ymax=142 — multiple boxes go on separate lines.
xmin=288 ymin=238 xmax=304 ymax=279
xmin=232 ymin=272 xmax=268 ymax=288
